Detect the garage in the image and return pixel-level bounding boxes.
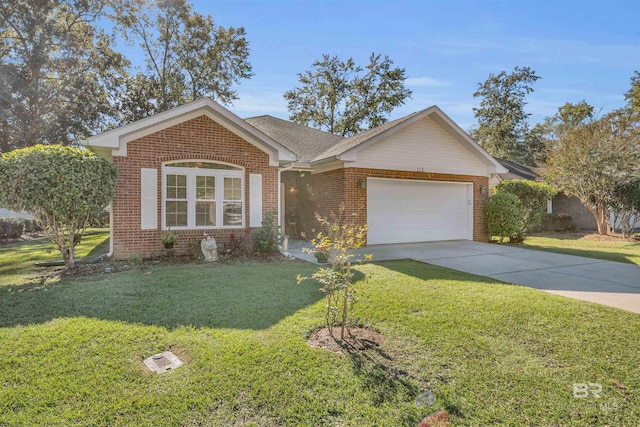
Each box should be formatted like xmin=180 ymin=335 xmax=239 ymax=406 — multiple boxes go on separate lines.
xmin=367 ymin=178 xmax=473 ymax=245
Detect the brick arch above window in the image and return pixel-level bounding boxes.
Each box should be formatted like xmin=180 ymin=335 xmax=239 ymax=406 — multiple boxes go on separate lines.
xmin=158 ymin=155 xmax=254 ymax=170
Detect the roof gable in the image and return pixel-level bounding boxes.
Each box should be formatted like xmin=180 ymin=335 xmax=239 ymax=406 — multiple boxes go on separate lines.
xmin=85 ymin=98 xmax=296 ymax=166
xmin=312 ymin=106 xmax=507 ymax=174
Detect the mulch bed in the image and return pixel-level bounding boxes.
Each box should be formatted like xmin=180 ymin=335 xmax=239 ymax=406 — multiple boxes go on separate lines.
xmin=22 ymin=252 xmax=302 ymax=284
xmin=307 ymin=326 xmax=384 ymax=355
xmin=532 ymin=232 xmax=639 ymax=242
xmin=581 ymin=233 xmax=639 ymax=242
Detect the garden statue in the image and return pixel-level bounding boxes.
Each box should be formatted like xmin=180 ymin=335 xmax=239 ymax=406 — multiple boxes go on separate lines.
xmin=201 ymin=233 xmax=218 ymax=261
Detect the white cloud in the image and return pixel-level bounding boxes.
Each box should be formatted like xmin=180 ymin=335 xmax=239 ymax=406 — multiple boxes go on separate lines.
xmin=405 ymin=76 xmax=449 ymax=87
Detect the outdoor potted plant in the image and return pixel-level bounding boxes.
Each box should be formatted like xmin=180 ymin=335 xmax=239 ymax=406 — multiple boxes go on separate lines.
xmin=314 ymin=247 xmax=330 ymax=263
xmin=162 ymin=232 xmax=177 ymax=249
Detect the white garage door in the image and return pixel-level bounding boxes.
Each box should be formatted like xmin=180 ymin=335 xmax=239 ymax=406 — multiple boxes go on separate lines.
xmin=367 ymin=178 xmax=473 ymax=245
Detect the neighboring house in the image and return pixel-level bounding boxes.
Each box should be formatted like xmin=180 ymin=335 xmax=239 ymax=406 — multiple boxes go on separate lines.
xmin=0 ymin=209 xmax=34 ymax=219
xmin=491 ymin=158 xmax=597 ymax=231
xmin=84 ymin=98 xmax=506 ymax=259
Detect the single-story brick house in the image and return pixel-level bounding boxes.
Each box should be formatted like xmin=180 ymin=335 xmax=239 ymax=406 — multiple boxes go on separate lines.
xmin=85 ymin=97 xmax=507 ymax=259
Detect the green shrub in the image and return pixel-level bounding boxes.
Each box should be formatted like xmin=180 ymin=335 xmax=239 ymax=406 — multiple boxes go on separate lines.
xmin=0 ymin=218 xmax=24 ymax=239
xmin=252 ymin=212 xmax=282 ymax=253
xmin=486 ymin=192 xmax=524 ymax=243
xmin=495 ymin=180 xmax=556 ymax=240
xmin=187 ymin=241 xmax=205 ymax=260
xmin=538 ymin=213 xmax=576 ymax=232
xmin=0 ymin=145 xmax=116 ymax=268
xmin=22 ymin=218 xmax=40 ymax=233
xmin=127 ymin=254 xmax=143 ymax=266
xmin=226 ymin=232 xmax=255 ymax=257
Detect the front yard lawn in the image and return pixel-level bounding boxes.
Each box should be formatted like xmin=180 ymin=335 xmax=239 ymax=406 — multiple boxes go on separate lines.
xmin=1 ymin=256 xmax=638 ymax=425
xmin=0 ymin=228 xmax=110 ymax=286
xmin=521 ymin=232 xmax=640 ymax=265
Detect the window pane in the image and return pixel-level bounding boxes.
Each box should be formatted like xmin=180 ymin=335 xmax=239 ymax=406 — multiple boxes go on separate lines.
xmin=196 ymin=175 xmax=215 ymax=199
xmin=166 ymin=201 xmax=188 ymax=227
xmin=166 ymin=174 xmax=187 ymax=200
xmin=196 ymin=201 xmax=216 ymax=226
xmin=224 ymin=177 xmax=241 ymax=200
xmin=223 ymin=201 xmax=242 ymax=226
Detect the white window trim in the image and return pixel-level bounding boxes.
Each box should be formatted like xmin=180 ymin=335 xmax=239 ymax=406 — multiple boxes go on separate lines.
xmin=161 ymin=161 xmax=245 ymax=230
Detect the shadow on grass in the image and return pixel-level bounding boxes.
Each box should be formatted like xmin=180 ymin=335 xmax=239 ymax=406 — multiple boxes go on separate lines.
xmin=84 ymin=236 xmax=110 ymax=259
xmin=519 ymin=244 xmax=639 ymax=265
xmin=374 ymin=259 xmax=498 ymax=285
xmin=0 ymin=261 xmax=324 ymax=330
xmin=349 ymin=347 xmax=419 ymax=406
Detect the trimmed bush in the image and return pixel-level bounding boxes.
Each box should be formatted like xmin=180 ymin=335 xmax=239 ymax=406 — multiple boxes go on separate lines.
xmin=538 ymin=213 xmax=576 ymax=232
xmin=486 ymin=192 xmax=524 ymax=243
xmin=0 ymin=145 xmax=116 ymax=268
xmin=495 ymin=179 xmax=556 ymax=241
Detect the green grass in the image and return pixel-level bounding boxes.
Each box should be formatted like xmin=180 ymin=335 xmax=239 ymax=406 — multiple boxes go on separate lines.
xmin=1 ymin=246 xmax=639 ymax=425
xmin=0 ymin=228 xmax=110 ymax=286
xmin=520 ymin=232 xmax=640 ymax=265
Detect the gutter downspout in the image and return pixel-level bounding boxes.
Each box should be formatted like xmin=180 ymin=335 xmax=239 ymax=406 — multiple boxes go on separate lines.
xmin=108 ymin=201 xmax=114 ymax=257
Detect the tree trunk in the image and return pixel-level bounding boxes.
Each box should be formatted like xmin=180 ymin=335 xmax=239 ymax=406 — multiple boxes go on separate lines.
xmin=581 ymin=198 xmax=608 ymax=235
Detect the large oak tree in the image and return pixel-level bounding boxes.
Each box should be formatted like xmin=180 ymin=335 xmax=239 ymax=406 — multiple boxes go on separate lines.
xmin=470 ymin=66 xmax=541 ymax=165
xmin=284 ymin=53 xmax=412 ymax=137
xmin=111 ymin=0 xmax=253 ymax=123
xmin=0 ymin=0 xmax=127 ymax=153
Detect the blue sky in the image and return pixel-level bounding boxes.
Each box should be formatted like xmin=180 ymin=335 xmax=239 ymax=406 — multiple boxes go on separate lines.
xmin=177 ymin=0 xmax=640 ymax=131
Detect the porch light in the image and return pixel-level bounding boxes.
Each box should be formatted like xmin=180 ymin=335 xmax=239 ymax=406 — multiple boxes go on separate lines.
xmin=357 ymin=179 xmax=366 ymax=189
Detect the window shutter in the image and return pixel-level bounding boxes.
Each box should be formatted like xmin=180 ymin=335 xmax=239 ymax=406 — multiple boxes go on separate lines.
xmin=249 ymin=174 xmax=262 ymax=227
xmin=140 ymin=168 xmax=158 ymax=229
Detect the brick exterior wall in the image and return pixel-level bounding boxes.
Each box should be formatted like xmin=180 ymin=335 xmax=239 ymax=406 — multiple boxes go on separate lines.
xmin=284 ymin=168 xmax=489 ymax=242
xmin=112 ymin=115 xmax=278 ymax=259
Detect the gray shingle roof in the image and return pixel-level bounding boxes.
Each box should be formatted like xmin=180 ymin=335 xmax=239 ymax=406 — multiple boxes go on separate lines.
xmin=494 ymin=157 xmax=540 ymax=181
xmin=244 ymin=115 xmax=344 ymax=162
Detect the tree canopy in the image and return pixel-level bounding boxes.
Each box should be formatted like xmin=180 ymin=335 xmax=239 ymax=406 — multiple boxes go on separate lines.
xmin=0 ymin=0 xmax=127 ymax=153
xmin=625 ymin=70 xmax=640 ymax=114
xmin=0 ymin=0 xmax=253 ymax=150
xmin=111 ymin=0 xmax=253 ymax=123
xmin=284 ymin=53 xmax=412 ymax=137
xmin=470 ymin=66 xmax=541 ymax=165
xmin=543 ymin=109 xmax=640 ymax=234
xmin=0 ymin=145 xmax=116 ymax=268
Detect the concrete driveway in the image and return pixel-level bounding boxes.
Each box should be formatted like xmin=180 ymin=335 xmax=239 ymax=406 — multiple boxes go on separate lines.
xmin=289 ymin=240 xmax=640 ymax=314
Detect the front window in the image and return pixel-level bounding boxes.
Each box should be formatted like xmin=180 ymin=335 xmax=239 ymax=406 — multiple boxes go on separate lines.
xmin=166 ymin=174 xmax=188 ymax=227
xmin=223 ymin=177 xmax=242 ymax=226
xmin=162 ymin=161 xmax=244 ymax=229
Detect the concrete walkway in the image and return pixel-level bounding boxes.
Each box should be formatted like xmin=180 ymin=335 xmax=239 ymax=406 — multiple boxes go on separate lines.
xmin=288 ymin=240 xmax=640 ymax=314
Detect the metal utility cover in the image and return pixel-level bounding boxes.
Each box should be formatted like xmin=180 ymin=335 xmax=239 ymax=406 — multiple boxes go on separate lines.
xmin=143 ymin=351 xmax=183 ymax=374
